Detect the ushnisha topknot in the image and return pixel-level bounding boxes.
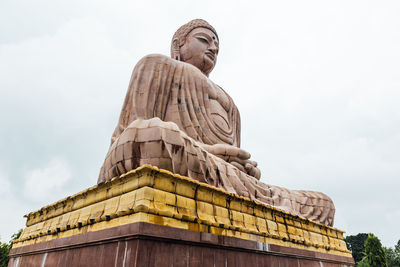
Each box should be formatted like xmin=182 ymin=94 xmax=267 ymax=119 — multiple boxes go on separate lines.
xmin=170 ymin=19 xmax=218 ymax=59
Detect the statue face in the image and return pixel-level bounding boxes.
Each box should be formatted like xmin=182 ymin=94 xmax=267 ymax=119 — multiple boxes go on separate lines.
xmin=179 ymin=27 xmax=219 ymax=76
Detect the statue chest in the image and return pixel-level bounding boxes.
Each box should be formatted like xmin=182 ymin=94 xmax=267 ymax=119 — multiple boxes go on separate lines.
xmin=208 ymin=85 xmax=231 ymax=132
xmin=164 ymin=74 xmax=234 ymax=141
xmin=209 ymin=99 xmax=230 ymax=132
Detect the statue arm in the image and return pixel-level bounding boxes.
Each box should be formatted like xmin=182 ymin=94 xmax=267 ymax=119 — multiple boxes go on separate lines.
xmin=110 ymin=54 xmax=178 ymax=144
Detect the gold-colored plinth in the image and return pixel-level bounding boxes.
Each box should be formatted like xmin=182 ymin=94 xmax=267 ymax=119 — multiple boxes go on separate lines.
xmin=13 ymin=165 xmax=351 ymax=257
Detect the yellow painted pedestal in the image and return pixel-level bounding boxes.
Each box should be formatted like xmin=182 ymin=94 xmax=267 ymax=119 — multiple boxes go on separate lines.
xmin=9 ymin=165 xmax=354 ymax=267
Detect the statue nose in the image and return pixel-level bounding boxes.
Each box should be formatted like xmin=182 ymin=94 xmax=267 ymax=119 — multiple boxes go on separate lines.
xmin=208 ymin=43 xmax=218 ymax=54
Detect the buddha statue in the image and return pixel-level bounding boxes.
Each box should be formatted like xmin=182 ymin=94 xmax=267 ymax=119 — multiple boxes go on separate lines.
xmin=98 ymin=19 xmax=335 ymax=226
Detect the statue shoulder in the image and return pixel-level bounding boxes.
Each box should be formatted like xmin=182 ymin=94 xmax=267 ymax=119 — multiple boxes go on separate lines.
xmin=135 ymin=54 xmax=204 ymax=75
xmin=136 ymin=54 xmax=177 ymax=67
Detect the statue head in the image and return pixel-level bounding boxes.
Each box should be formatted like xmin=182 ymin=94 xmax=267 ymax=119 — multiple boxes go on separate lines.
xmin=171 ymin=19 xmax=219 ymax=76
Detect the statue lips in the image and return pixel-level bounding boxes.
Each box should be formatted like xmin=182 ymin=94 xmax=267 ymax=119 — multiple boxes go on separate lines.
xmin=205 ymin=51 xmax=216 ymax=61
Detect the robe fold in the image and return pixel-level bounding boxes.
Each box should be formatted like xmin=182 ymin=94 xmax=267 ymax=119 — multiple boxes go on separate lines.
xmin=111 ymin=54 xmax=240 ymax=147
xmin=98 ymin=54 xmax=335 ymax=226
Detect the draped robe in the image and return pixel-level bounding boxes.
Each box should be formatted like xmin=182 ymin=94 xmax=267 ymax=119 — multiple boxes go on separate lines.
xmin=98 ymin=54 xmax=335 ymax=226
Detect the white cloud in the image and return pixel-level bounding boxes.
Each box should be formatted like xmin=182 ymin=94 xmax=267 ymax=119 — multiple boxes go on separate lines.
xmin=1 ymin=0 xmax=399 ymax=248
xmin=0 ymin=169 xmax=11 ymax=196
xmin=23 ymin=158 xmax=72 ymax=202
xmin=0 ymin=169 xmax=25 ymax=243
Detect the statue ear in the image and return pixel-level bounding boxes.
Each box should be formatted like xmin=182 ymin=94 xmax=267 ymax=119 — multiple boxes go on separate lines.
xmin=172 ymin=38 xmax=180 ymax=61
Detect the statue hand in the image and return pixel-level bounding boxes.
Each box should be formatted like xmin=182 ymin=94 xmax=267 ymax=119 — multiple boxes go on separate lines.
xmin=245 ymin=162 xmax=261 ymax=180
xmin=201 ymin=143 xmax=250 ymax=160
xmin=201 ymin=144 xmax=261 ymax=180
xmin=229 ymin=157 xmax=261 ymax=180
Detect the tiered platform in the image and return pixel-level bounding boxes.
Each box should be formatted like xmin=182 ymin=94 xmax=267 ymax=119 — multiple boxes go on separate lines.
xmin=9 ymin=165 xmax=354 ymax=266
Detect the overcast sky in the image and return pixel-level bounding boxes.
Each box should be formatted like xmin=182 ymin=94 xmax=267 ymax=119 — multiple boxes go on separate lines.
xmin=1 ymin=0 xmax=399 ymax=247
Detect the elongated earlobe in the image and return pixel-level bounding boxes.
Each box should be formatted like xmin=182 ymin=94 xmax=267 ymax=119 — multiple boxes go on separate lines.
xmin=172 ymin=38 xmax=180 ymax=61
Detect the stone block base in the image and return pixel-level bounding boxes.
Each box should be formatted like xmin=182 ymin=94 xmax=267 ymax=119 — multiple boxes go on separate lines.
xmin=9 ymin=222 xmax=353 ymax=267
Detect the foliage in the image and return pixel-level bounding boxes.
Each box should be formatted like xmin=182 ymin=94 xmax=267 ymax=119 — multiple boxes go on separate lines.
xmin=0 ymin=242 xmax=10 ymax=267
xmin=357 ymin=257 xmax=370 ymax=267
xmin=385 ymin=247 xmax=400 ymax=267
xmin=346 ymin=233 xmax=400 ymax=267
xmin=345 ymin=233 xmax=369 ymax=263
xmin=363 ymin=233 xmax=388 ymax=267
xmin=396 ymin=240 xmax=400 ymax=254
xmin=0 ymin=230 xmax=22 ymax=267
xmin=385 ymin=240 xmax=400 ymax=267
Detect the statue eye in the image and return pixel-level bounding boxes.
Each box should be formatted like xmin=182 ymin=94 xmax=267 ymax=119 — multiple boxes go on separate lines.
xmin=197 ymin=37 xmax=209 ymax=44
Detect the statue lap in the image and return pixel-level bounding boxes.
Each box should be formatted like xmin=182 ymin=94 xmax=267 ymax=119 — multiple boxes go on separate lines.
xmin=99 ymin=116 xmax=335 ymax=226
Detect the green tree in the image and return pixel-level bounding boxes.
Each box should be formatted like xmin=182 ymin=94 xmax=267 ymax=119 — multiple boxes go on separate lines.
xmin=385 ymin=247 xmax=399 ymax=267
xmin=396 ymin=240 xmax=400 ymax=256
xmin=385 ymin=239 xmax=400 ymax=267
xmin=345 ymin=233 xmax=369 ymax=264
xmin=0 ymin=241 xmax=10 ymax=267
xmin=363 ymin=233 xmax=388 ymax=267
xmin=357 ymin=257 xmax=370 ymax=267
xmin=0 ymin=230 xmax=22 ymax=267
